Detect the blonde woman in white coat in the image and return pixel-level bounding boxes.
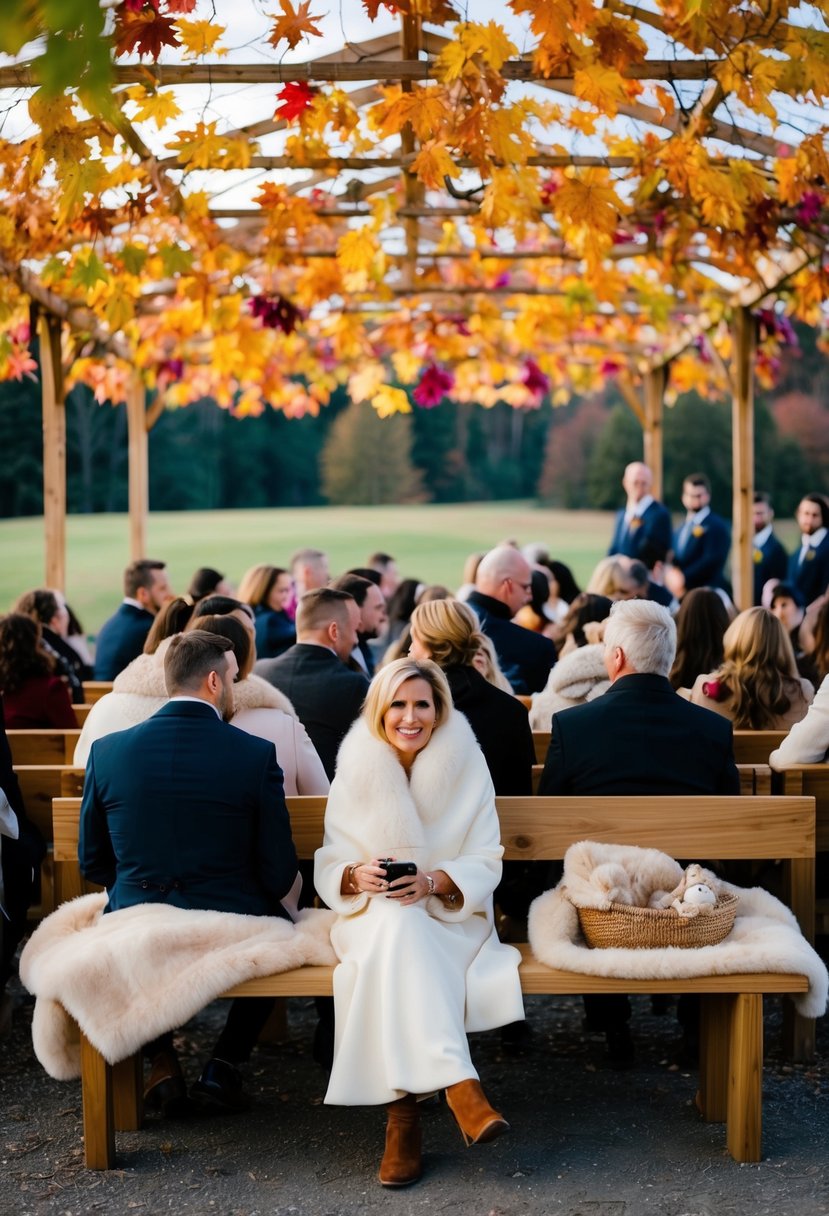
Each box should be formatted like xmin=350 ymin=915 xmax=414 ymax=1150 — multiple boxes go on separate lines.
xmin=315 ymin=658 xmax=523 ymax=1187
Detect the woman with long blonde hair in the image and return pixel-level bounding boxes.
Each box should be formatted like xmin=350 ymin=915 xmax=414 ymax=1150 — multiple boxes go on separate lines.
xmin=680 ymin=606 xmax=814 ymax=729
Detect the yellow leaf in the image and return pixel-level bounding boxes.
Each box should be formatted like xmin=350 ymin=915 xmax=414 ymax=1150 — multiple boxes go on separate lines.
xmin=371 ymin=386 xmax=411 ymax=418
xmin=176 ymin=19 xmax=228 ymax=58
xmin=410 ymin=140 xmax=460 ymax=189
xmin=391 ymin=349 xmax=421 ymax=384
xmin=434 ymin=40 xmax=470 ymax=84
xmin=126 ymin=85 xmax=182 ymax=129
xmin=336 ymin=227 xmax=379 ymax=276
xmin=573 ymin=64 xmax=628 ymax=118
xmin=348 ymin=362 xmax=385 ymax=403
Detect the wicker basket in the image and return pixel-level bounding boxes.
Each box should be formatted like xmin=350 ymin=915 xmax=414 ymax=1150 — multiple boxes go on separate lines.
xmin=576 ymin=892 xmax=740 ymax=950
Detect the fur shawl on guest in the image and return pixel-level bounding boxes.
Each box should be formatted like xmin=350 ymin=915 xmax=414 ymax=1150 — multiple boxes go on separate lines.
xmin=74 ymin=637 xmax=299 ymax=766
xmin=20 ymin=893 xmax=336 ymax=1079
xmin=529 ymin=644 xmax=610 ymax=730
xmin=528 ymin=841 xmax=828 ymax=1018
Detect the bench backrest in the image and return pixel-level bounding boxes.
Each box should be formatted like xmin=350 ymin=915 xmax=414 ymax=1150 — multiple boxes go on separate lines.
xmin=7 ymin=729 xmax=80 ymax=766
xmin=780 ymin=766 xmax=829 ymax=852
xmin=82 ymin=681 xmax=113 ymax=704
xmin=532 ymin=729 xmax=788 ymax=768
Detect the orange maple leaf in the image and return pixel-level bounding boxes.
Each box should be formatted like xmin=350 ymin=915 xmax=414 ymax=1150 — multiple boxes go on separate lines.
xmin=268 ymin=0 xmax=325 ymax=50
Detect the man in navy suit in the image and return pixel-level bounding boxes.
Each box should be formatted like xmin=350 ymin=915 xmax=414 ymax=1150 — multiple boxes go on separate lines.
xmin=752 ymin=492 xmax=788 ymax=605
xmin=608 ymin=462 xmax=673 ymax=564
xmin=466 ymin=546 xmax=556 ymax=695
xmin=538 ymin=599 xmax=738 ymax=1064
xmin=80 ymin=631 xmax=299 ymax=1114
xmin=669 ymin=473 xmax=731 ymax=597
xmin=93 ymin=558 xmax=172 ymax=679
xmin=788 ymin=493 xmax=829 ymax=607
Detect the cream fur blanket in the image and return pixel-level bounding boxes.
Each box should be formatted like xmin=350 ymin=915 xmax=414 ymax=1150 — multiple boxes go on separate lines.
xmin=527 ymin=841 xmax=828 ymax=1019
xmin=19 ymin=894 xmax=337 ymax=1079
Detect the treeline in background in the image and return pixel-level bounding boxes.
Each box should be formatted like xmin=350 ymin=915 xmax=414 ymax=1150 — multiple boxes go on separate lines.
xmin=1 ymin=323 xmax=826 ymax=520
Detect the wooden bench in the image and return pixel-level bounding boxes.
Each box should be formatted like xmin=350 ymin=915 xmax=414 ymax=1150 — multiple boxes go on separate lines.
xmin=7 ymin=729 xmax=81 ymax=766
xmin=13 ymin=766 xmax=87 ymax=913
xmin=73 ymin=704 xmax=93 ymax=726
xmin=50 ymin=793 xmax=815 ymax=1170
xmin=778 ymin=766 xmax=829 ymax=936
xmin=532 ymin=730 xmax=787 ymax=768
xmin=82 ymin=682 xmax=113 ymax=705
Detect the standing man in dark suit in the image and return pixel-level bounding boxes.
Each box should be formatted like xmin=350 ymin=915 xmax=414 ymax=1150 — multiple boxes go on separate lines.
xmin=254 ymin=588 xmax=368 ymax=780
xmin=752 ymin=492 xmax=788 ymax=605
xmin=466 ymin=546 xmax=556 ymax=695
xmin=608 ymin=462 xmax=673 ymax=564
xmin=94 ymin=559 xmax=172 ymax=679
xmin=80 ymin=631 xmax=298 ymax=1113
xmin=788 ymin=493 xmax=829 ymax=607
xmin=538 ymin=599 xmax=739 ymax=1063
xmin=668 ymin=473 xmax=731 ymax=598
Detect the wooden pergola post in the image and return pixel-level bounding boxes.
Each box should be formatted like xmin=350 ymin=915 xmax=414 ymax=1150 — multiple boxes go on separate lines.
xmin=126 ymin=374 xmax=148 ymax=560
xmin=731 ymin=306 xmax=755 ymax=611
xmin=38 ymin=310 xmax=66 ymax=591
xmin=643 ymin=365 xmax=667 ymax=502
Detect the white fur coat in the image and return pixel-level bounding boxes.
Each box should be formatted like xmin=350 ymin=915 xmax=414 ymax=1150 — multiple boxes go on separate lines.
xmin=528 ymin=841 xmax=828 ymax=1018
xmin=19 ymin=893 xmax=336 ymax=1078
xmin=529 ymin=644 xmax=610 ymax=730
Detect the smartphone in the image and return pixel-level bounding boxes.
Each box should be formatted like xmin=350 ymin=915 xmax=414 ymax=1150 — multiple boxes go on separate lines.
xmin=380 ymin=860 xmax=417 ymax=884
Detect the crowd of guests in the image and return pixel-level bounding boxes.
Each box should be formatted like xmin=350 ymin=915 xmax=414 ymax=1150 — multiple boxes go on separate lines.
xmin=3 ymin=474 xmax=829 ymax=1186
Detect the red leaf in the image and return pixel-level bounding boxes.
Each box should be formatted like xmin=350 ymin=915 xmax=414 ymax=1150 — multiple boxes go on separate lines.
xmin=274 ymin=81 xmax=318 ymax=122
xmin=165 ymin=0 xmax=198 ymax=10
xmin=114 ymin=11 xmax=181 ymax=59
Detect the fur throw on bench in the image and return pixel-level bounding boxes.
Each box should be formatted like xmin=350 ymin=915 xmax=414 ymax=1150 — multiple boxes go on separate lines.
xmin=19 ymin=893 xmax=337 ymax=1079
xmin=528 ymin=841 xmax=828 ymax=1019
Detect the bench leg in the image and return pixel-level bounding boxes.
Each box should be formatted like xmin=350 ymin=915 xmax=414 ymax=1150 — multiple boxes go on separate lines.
xmin=80 ymin=1032 xmax=116 ymax=1169
xmin=697 ymin=994 xmax=730 ymax=1122
xmin=726 ymin=993 xmax=763 ymax=1163
xmin=113 ymin=1052 xmax=143 ymax=1131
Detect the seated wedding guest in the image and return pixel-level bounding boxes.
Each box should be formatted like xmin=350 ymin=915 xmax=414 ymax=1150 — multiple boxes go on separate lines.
xmin=513 ymin=568 xmax=556 ymax=636
xmin=14 ymin=588 xmax=90 ymax=702
xmin=585 ymin=557 xmax=640 ymax=601
xmin=381 ymin=584 xmax=452 ymax=667
xmin=80 ymin=631 xmax=299 ymax=1114
xmin=0 ymin=614 xmax=76 ymax=729
xmin=384 ymin=578 xmax=425 ymax=648
xmin=770 ymin=673 xmax=829 ymax=768
xmin=143 ymin=597 xmax=194 ymax=655
xmin=64 ymin=603 xmax=94 ymax=673
xmin=94 ymin=559 xmax=172 ymax=679
xmin=188 ymin=566 xmax=234 ymax=604
xmin=456 ymin=551 xmax=485 ymax=601
xmin=467 ymin=547 xmax=556 ymax=695
xmin=409 ymin=599 xmax=534 ymax=795
xmin=192 ymin=594 xmax=255 ymax=627
xmin=314 ymin=659 xmax=523 ymax=1187
xmin=237 ymin=565 xmax=296 ymax=661
xmin=770 ymin=582 xmax=819 ymax=686
xmin=366 ymin=552 xmax=401 ymax=601
xmin=669 ymin=588 xmax=730 ymax=691
xmin=553 ymin=592 xmax=613 ymax=656
xmin=679 ymin=607 xmax=814 ymax=729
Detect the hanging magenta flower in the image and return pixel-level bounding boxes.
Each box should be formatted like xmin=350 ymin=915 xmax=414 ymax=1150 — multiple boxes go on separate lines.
xmin=157 ymin=358 xmax=184 ymax=382
xmin=522 ymin=359 xmax=549 ymax=400
xmin=413 ymin=362 xmax=454 ymax=408
xmin=599 ymin=358 xmax=622 ymax=376
xmin=248 ymin=293 xmax=302 ymax=334
xmin=796 ymin=191 xmax=823 ymax=225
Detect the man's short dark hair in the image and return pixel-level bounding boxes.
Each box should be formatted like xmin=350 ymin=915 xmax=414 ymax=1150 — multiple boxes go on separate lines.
xmin=754 ymin=491 xmax=772 ymax=507
xmin=296 ymin=587 xmax=354 ymax=633
xmin=124 ymin=559 xmax=166 ymax=599
xmin=367 ymin=553 xmax=394 ymax=570
xmin=164 ymin=630 xmax=232 ymax=694
xmin=332 ymin=574 xmax=373 ymax=606
xmin=347 ymin=567 xmax=382 ymax=587
xmin=770 ymin=582 xmax=805 ymax=609
xmin=684 ymin=473 xmax=711 ymax=493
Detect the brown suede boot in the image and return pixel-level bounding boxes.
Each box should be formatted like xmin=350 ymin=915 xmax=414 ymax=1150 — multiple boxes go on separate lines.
xmin=378 ymin=1094 xmax=422 ymax=1187
xmin=445 ymin=1079 xmax=509 ymax=1147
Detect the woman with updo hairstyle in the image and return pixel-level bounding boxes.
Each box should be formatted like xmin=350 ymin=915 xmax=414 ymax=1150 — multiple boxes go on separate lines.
xmin=680 ymin=606 xmax=814 ymax=729
xmin=236 ymin=564 xmax=295 ymax=660
xmin=314 ymin=657 xmax=523 ymax=1188
xmin=0 ymin=613 xmax=76 ymax=728
xmin=669 ymin=587 xmax=730 ymax=690
xmin=409 ymin=599 xmax=534 ymax=795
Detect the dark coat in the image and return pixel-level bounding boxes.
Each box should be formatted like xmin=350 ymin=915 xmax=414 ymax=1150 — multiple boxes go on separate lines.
xmin=608 ymin=500 xmax=673 ymax=563
xmin=444 ymin=665 xmax=534 ymax=795
xmin=753 ymin=532 xmax=788 ymax=604
xmin=1 ymin=698 xmax=46 ymax=987
xmin=42 ymin=627 xmax=90 ymax=702
xmin=254 ymin=643 xmax=369 ymax=780
xmin=466 ymin=590 xmax=556 ymax=696
xmin=79 ymin=700 xmax=297 ymax=916
xmin=253 ymin=606 xmax=296 ymax=660
xmin=673 ymin=511 xmax=732 ymax=593
xmin=2 ymin=675 xmax=76 ymax=729
xmin=93 ymin=603 xmax=154 ymax=680
xmin=788 ymin=533 xmax=829 ymax=605
xmin=538 ymin=673 xmax=740 ymax=796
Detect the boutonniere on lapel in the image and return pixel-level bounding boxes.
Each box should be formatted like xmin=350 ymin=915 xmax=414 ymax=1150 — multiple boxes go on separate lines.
xmin=806 ymin=548 xmax=816 ymax=561
xmin=628 ymin=518 xmax=642 ymax=531
xmin=692 ymin=525 xmax=705 ymax=538
xmin=753 ymin=548 xmax=762 ymax=563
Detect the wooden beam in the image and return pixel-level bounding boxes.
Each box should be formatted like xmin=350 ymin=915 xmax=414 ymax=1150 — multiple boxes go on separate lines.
xmin=38 ymin=312 xmax=66 ymax=592
xmin=731 ymin=306 xmax=755 ymax=612
xmin=126 ymin=375 xmax=149 ymax=561
xmin=643 ymin=365 xmax=667 ymax=500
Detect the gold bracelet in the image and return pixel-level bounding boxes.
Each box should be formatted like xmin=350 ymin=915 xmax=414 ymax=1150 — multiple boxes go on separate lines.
xmin=347 ymin=863 xmax=360 ymax=893
xmin=425 ymin=873 xmax=436 ymax=896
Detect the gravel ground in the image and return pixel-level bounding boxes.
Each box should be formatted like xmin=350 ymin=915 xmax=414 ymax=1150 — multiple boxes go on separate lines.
xmin=1 ymin=976 xmax=827 ymax=1216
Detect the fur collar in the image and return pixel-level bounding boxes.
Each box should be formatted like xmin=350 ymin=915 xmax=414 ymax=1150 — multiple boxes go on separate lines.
xmin=333 ymin=708 xmax=483 ymax=852
xmin=113 ymin=638 xmax=297 ymax=716
xmin=530 ymin=644 xmax=610 ymax=728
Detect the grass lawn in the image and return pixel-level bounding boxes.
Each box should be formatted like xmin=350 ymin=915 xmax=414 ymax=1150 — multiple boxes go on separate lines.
xmin=1 ymin=502 xmax=617 ymax=634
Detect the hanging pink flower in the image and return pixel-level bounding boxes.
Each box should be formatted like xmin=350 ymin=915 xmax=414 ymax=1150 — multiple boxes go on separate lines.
xmin=413 ymin=362 xmax=454 ymax=408
xmin=599 ymin=358 xmax=622 ymax=376
xmin=522 ymin=359 xmax=549 ymax=400
xmin=248 ymin=293 xmax=302 ymax=334
xmin=796 ymin=192 xmax=823 ymax=225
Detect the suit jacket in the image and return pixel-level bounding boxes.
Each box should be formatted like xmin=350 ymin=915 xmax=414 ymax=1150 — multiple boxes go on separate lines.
xmin=673 ymin=511 xmax=731 ymax=592
xmin=788 ymin=533 xmax=829 ymax=605
xmin=93 ymin=603 xmax=154 ymax=680
xmin=253 ymin=606 xmax=296 ymax=661
xmin=608 ymin=500 xmax=672 ymax=563
xmin=538 ymin=673 xmax=740 ymax=796
xmin=254 ymin=643 xmax=369 ymax=780
xmin=445 ymin=664 xmax=534 ymax=795
xmin=466 ymin=591 xmax=556 ymax=696
xmin=79 ymin=700 xmax=297 ymax=915
xmin=752 ymin=532 xmax=788 ymax=604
